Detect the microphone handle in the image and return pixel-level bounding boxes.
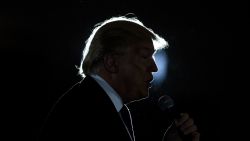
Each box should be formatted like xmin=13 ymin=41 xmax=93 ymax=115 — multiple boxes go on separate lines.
xmin=176 ymin=126 xmax=193 ymax=141
xmin=168 ymin=107 xmax=193 ymax=141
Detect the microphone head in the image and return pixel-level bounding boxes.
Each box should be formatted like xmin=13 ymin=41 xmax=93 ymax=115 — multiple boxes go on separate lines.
xmin=157 ymin=95 xmax=175 ymax=111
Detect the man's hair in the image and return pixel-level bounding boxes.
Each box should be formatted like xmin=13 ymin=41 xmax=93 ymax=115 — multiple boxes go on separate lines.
xmin=78 ymin=15 xmax=168 ymax=77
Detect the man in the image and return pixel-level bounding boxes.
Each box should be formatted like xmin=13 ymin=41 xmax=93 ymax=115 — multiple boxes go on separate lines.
xmin=39 ymin=15 xmax=200 ymax=141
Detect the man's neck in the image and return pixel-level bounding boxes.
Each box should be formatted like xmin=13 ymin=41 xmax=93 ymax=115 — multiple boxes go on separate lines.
xmin=90 ymin=74 xmax=124 ymax=112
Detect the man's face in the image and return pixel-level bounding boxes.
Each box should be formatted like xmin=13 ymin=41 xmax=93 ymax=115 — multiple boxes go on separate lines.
xmin=117 ymin=40 xmax=158 ymax=102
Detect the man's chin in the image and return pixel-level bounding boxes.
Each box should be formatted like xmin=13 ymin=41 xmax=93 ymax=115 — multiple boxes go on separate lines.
xmin=139 ymin=89 xmax=149 ymax=99
xmin=131 ymin=94 xmax=149 ymax=103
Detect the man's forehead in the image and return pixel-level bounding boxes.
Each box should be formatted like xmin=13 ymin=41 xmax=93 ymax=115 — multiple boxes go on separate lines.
xmin=133 ymin=41 xmax=155 ymax=52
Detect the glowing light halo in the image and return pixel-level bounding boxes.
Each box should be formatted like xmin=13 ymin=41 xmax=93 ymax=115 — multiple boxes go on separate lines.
xmin=152 ymin=50 xmax=168 ymax=87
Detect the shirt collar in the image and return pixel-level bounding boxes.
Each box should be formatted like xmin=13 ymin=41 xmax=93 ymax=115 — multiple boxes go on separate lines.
xmin=90 ymin=74 xmax=123 ymax=112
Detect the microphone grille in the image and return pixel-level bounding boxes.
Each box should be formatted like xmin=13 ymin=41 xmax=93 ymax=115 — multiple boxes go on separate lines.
xmin=158 ymin=95 xmax=175 ymax=111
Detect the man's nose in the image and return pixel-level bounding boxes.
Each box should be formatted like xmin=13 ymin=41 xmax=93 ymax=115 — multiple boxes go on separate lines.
xmin=150 ymin=60 xmax=158 ymax=72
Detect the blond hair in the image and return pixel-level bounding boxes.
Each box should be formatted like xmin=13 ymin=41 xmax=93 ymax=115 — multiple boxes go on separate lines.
xmin=78 ymin=15 xmax=168 ymax=77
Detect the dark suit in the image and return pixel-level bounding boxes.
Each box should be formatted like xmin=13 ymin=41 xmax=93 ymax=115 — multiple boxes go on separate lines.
xmin=39 ymin=76 xmax=132 ymax=141
xmin=128 ymin=97 xmax=173 ymax=141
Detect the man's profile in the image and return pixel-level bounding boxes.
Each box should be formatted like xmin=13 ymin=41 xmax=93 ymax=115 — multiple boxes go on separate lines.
xmin=39 ymin=15 xmax=200 ymax=141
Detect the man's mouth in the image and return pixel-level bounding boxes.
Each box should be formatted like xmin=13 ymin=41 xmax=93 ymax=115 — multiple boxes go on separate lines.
xmin=145 ymin=81 xmax=152 ymax=88
xmin=147 ymin=83 xmax=152 ymax=88
xmin=145 ymin=76 xmax=153 ymax=88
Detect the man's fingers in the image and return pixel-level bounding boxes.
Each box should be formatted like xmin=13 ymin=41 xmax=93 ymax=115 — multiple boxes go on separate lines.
xmin=191 ymin=131 xmax=200 ymax=141
xmin=180 ymin=118 xmax=194 ymax=131
xmin=182 ymin=124 xmax=198 ymax=135
xmin=175 ymin=113 xmax=189 ymax=127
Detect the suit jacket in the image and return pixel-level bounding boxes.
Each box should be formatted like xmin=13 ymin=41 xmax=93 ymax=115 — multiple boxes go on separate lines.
xmin=127 ymin=94 xmax=183 ymax=141
xmin=39 ymin=76 xmax=132 ymax=141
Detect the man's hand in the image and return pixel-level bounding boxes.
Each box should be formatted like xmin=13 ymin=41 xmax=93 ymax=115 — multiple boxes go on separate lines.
xmin=175 ymin=113 xmax=200 ymax=141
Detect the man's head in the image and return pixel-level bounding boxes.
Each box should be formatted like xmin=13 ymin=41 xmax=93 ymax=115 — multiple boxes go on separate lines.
xmin=79 ymin=15 xmax=168 ymax=103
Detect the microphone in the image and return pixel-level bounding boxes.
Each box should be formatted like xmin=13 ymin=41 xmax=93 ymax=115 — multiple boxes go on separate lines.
xmin=158 ymin=95 xmax=181 ymax=119
xmin=158 ymin=95 xmax=192 ymax=141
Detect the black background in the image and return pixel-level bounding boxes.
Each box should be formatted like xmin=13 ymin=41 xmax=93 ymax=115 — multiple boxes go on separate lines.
xmin=1 ymin=1 xmax=239 ymax=140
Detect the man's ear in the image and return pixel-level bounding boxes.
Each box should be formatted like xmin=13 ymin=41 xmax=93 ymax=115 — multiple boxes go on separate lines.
xmin=103 ymin=54 xmax=119 ymax=73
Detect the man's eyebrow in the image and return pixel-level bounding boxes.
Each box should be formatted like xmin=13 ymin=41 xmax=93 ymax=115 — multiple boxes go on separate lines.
xmin=141 ymin=48 xmax=155 ymax=54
